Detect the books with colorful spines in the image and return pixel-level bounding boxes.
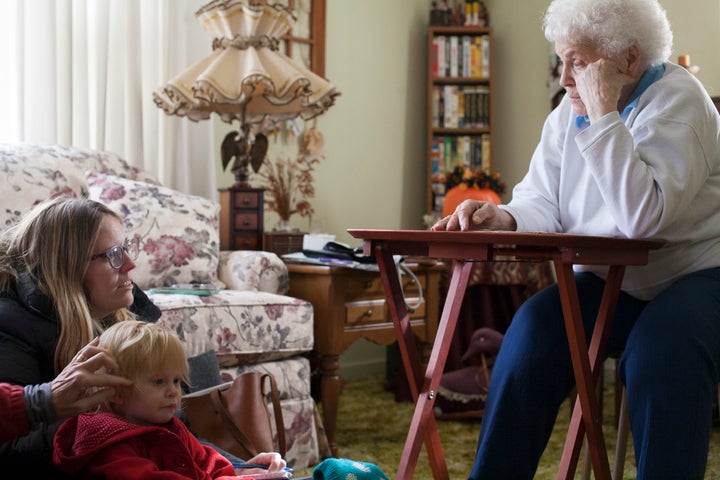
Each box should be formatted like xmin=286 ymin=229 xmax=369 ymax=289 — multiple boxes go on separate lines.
xmin=443 ymin=136 xmax=453 ymax=174
xmin=464 ymin=87 xmax=475 ymax=128
xmin=431 ymin=140 xmax=442 ymax=176
xmin=449 ymin=36 xmax=459 ymax=77
xmin=432 ymin=86 xmax=442 ymax=127
xmin=473 ymin=36 xmax=483 ymax=78
xmin=443 ymin=85 xmax=458 ymax=128
xmin=480 ymin=133 xmax=491 ymax=173
xmin=457 ymin=87 xmax=465 ymax=128
xmin=462 ymin=35 xmax=471 ymax=77
xmin=436 ymin=36 xmax=446 ymax=77
xmin=480 ymin=35 xmax=490 ymax=78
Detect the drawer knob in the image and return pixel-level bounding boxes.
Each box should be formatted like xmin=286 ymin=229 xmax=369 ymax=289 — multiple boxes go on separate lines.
xmin=364 ymin=281 xmax=373 ymax=289
xmin=242 ymin=219 xmax=251 ymax=226
xmin=362 ymin=309 xmax=373 ymax=317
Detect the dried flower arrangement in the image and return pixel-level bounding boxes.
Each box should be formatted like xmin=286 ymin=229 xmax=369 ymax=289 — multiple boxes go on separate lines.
xmin=253 ymin=124 xmax=325 ymax=229
xmin=256 ymin=152 xmax=320 ymax=224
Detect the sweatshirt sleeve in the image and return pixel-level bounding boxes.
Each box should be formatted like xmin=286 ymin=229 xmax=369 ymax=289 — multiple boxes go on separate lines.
xmin=0 ymin=382 xmax=30 ymax=443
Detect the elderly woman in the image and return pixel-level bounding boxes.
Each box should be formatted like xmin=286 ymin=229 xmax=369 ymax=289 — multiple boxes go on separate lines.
xmin=432 ymin=0 xmax=720 ymax=478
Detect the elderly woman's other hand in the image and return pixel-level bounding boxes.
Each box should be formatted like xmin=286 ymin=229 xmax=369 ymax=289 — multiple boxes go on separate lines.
xmin=431 ymin=200 xmax=517 ymax=232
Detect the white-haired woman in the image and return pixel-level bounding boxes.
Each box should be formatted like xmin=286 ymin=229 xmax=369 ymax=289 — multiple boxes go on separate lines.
xmin=433 ymin=0 xmax=720 ymax=478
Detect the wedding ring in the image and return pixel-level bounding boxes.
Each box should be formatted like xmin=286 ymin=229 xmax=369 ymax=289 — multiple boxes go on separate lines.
xmin=77 ymin=354 xmax=86 ymax=362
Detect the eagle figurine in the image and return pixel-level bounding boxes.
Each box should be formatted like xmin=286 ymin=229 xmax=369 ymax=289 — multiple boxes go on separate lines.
xmin=220 ymin=126 xmax=268 ymax=177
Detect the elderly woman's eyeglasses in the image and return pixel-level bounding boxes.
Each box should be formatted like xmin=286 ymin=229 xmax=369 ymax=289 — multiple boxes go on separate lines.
xmin=90 ymin=238 xmax=140 ymax=269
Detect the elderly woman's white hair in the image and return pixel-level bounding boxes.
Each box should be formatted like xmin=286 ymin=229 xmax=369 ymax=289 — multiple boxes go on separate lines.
xmin=543 ymin=0 xmax=673 ymax=69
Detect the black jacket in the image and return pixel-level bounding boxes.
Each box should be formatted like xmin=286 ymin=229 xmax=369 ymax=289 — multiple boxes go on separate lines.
xmin=0 ymin=272 xmax=161 ymax=475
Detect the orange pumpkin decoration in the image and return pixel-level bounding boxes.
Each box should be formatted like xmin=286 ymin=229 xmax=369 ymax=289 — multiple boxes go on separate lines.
xmin=442 ymin=185 xmax=501 ymax=217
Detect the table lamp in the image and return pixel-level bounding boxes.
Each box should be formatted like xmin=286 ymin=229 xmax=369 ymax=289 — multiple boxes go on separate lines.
xmin=152 ymin=0 xmax=339 ymax=189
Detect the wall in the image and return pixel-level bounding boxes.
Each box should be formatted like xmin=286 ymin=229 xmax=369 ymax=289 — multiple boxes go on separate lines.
xmin=216 ymin=0 xmax=720 ymax=379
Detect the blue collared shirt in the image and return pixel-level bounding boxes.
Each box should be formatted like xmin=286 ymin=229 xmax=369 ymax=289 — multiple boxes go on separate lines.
xmin=575 ymin=63 xmax=666 ymax=128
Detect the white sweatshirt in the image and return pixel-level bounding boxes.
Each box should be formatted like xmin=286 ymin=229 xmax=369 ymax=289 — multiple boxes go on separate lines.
xmin=500 ymin=63 xmax=720 ymax=300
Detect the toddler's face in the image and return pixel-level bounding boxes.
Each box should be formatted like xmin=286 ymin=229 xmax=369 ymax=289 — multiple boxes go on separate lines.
xmin=119 ymin=367 xmax=184 ymax=425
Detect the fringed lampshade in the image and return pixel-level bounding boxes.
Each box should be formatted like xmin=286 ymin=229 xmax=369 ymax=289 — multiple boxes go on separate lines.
xmin=153 ymin=0 xmax=339 ymax=189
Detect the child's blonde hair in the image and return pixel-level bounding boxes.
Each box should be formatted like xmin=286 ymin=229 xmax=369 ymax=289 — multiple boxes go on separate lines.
xmin=98 ymin=320 xmax=190 ymax=389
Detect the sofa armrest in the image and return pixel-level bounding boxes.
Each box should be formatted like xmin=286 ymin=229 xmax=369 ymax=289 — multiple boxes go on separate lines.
xmin=218 ymin=250 xmax=289 ymax=295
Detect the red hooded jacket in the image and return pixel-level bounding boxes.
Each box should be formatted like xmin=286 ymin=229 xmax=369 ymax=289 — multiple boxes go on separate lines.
xmin=53 ymin=411 xmax=240 ymax=479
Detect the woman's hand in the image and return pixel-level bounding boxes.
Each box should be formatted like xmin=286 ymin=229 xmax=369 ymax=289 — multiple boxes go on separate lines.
xmin=51 ymin=337 xmax=132 ymax=418
xmin=431 ymin=200 xmax=516 ymax=232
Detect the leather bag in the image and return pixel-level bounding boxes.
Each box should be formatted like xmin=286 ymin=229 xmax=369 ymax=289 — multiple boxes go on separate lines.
xmin=182 ymin=371 xmax=286 ymax=459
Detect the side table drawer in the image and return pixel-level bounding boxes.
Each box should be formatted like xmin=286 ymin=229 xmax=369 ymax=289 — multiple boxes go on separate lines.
xmin=346 ymin=298 xmax=426 ymax=326
xmin=232 ymin=191 xmax=260 ymax=208
xmin=230 ymin=234 xmax=262 ymax=250
xmin=346 ymin=273 xmax=426 ymax=299
xmin=233 ymin=212 xmax=260 ymax=231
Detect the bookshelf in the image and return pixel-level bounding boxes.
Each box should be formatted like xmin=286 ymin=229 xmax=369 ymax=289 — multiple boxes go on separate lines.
xmin=426 ymin=26 xmax=493 ymax=217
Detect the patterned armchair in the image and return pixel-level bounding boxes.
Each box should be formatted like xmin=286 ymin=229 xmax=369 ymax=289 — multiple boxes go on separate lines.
xmin=0 ymin=143 xmax=326 ymax=469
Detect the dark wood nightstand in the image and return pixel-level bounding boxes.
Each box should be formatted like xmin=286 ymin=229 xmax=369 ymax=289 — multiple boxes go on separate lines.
xmin=219 ymin=187 xmax=264 ymax=250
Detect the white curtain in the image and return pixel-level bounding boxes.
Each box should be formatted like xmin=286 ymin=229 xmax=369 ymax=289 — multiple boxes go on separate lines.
xmin=0 ymin=0 xmax=219 ymax=199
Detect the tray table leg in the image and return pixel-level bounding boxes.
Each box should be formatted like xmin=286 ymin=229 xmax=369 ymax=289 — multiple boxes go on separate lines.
xmin=375 ymin=247 xmax=473 ymax=480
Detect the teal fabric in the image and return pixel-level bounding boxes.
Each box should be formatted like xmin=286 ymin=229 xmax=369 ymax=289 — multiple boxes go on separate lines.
xmin=312 ymin=458 xmax=389 ymax=480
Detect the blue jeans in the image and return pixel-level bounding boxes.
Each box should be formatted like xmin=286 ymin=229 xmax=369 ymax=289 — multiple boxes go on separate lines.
xmin=468 ymin=268 xmax=720 ymax=480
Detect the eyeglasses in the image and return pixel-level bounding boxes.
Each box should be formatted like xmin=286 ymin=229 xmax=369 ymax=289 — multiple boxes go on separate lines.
xmin=90 ymin=237 xmax=140 ymax=269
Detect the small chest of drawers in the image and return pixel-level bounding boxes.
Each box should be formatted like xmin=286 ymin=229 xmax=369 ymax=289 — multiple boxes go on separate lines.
xmin=219 ymin=187 xmax=264 ymax=250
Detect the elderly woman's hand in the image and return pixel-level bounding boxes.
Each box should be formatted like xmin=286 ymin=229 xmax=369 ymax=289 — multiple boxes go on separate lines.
xmin=431 ymin=199 xmax=516 ymax=232
xmin=51 ymin=337 xmax=132 ymax=418
xmin=575 ymin=55 xmax=636 ymax=123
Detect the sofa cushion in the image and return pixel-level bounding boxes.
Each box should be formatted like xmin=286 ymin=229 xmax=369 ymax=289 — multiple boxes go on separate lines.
xmin=0 ymin=143 xmax=160 ymax=230
xmin=149 ymin=289 xmax=314 ymax=364
xmin=0 ymin=153 xmax=85 ymax=228
xmin=218 ymin=250 xmax=290 ymax=294
xmin=87 ymin=172 xmax=221 ymax=290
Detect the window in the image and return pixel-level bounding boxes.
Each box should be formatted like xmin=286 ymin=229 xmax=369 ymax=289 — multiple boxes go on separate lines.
xmin=281 ymin=0 xmax=326 ymax=77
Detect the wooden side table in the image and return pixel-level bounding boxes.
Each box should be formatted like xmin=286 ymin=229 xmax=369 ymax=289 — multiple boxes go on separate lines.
xmin=286 ymin=261 xmax=443 ymax=457
xmin=219 ymin=187 xmax=264 ymax=250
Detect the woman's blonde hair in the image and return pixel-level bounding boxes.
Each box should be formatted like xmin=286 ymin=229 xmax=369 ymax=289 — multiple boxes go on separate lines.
xmin=0 ymin=196 xmax=135 ymax=373
xmin=97 ymin=320 xmax=189 ymax=387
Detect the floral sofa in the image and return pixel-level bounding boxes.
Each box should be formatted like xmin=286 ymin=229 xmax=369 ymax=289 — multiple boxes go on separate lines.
xmin=0 ymin=143 xmax=326 ymax=469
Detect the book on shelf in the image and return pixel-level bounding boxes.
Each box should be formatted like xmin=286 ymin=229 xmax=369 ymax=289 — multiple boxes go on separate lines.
xmin=432 ymin=135 xmax=489 ymax=175
xmin=449 ymin=35 xmax=459 ymax=77
xmin=431 ymin=33 xmax=490 ymax=79
xmin=432 ymin=85 xmax=489 ymax=128
xmin=480 ymin=133 xmax=491 ymax=172
xmin=480 ymin=35 xmax=490 ymax=77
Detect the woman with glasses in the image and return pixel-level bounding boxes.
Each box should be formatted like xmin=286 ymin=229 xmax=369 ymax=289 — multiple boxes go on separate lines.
xmin=0 ymin=196 xmax=161 ymax=475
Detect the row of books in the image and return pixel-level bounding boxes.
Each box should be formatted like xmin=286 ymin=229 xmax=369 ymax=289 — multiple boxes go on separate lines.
xmin=431 ymin=84 xmax=490 ymax=129
xmin=430 ymin=134 xmax=491 ymax=179
xmin=431 ymin=34 xmax=490 ymax=78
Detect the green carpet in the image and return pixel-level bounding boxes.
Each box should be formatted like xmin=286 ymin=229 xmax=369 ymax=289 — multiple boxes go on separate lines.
xmin=292 ymin=374 xmax=720 ymax=479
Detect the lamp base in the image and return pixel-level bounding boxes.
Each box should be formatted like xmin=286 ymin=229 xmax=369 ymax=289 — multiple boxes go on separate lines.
xmin=231 ymin=161 xmax=252 ymax=189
